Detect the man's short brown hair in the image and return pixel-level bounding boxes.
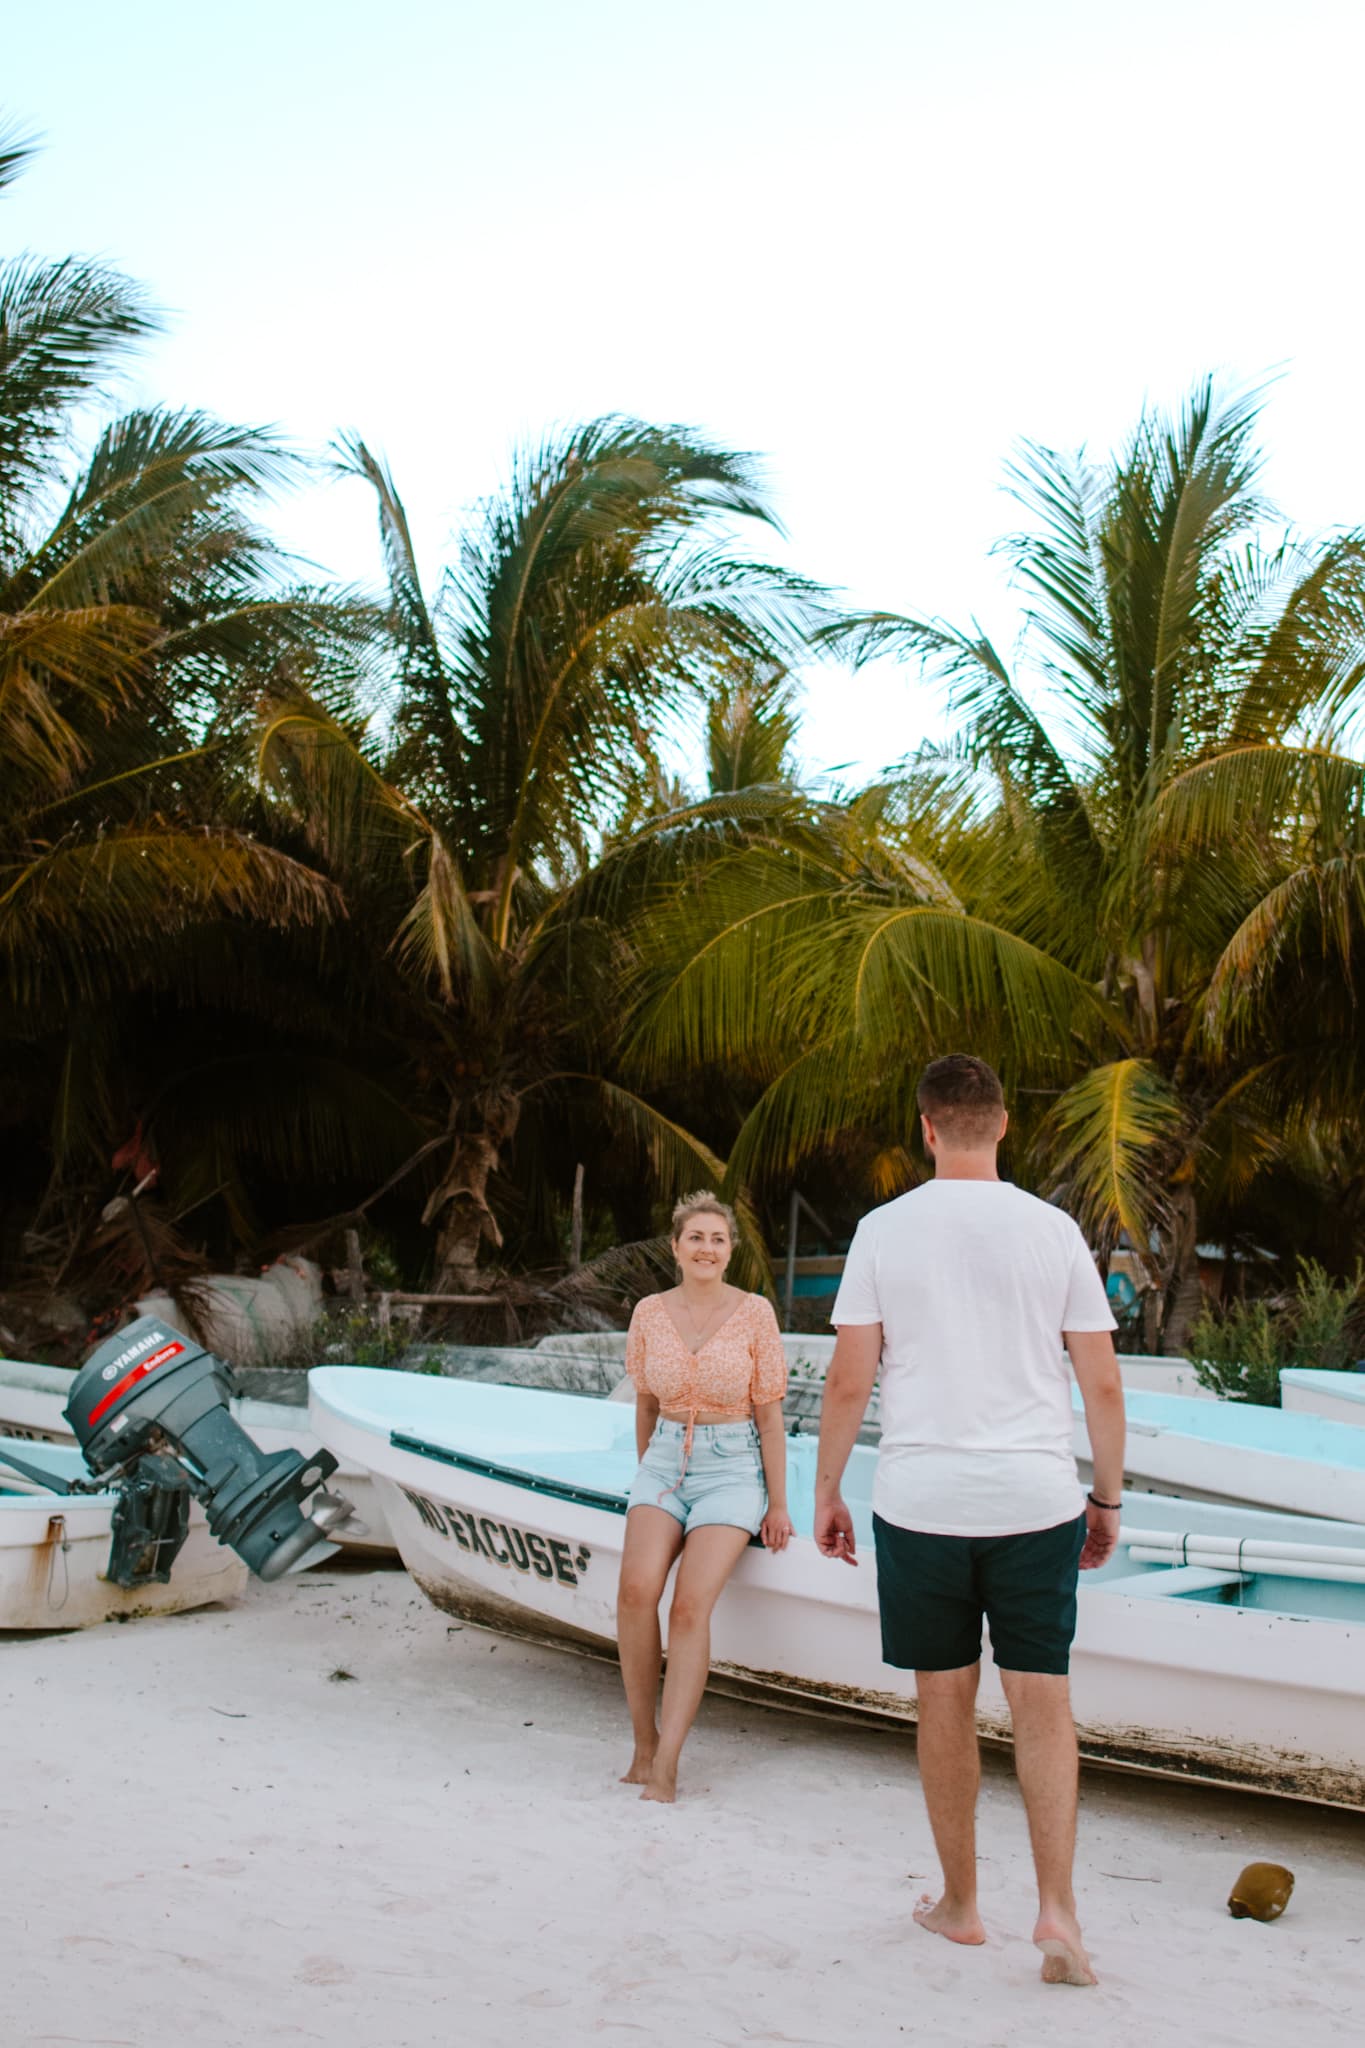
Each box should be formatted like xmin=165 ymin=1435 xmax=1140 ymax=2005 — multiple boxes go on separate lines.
xmin=916 ymin=1054 xmax=1006 ymax=1144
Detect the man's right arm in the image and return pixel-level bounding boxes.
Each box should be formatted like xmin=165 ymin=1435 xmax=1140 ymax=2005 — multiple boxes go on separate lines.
xmin=814 ymin=1323 xmax=881 ymax=1564
xmin=1066 ymin=1329 xmax=1125 ymax=1568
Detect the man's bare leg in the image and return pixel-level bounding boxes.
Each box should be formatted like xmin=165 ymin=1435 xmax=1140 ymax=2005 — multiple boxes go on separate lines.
xmin=911 ymin=1664 xmax=987 ymax=1945
xmin=999 ymin=1668 xmax=1096 ymax=1986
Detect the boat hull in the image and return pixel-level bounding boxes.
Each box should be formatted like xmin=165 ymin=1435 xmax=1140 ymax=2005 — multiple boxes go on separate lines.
xmin=1281 ymin=1369 xmax=1365 ymax=1427
xmin=310 ymin=1376 xmax=1365 ymax=1810
xmin=0 ymin=1446 xmax=248 ymax=1630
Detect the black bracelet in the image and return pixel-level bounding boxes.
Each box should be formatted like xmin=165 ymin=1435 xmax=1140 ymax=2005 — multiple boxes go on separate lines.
xmin=1087 ymin=1491 xmax=1122 ymax=1512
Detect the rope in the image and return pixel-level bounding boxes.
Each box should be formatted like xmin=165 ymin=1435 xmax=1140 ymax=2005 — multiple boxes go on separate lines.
xmin=46 ymin=1513 xmax=70 ymax=1612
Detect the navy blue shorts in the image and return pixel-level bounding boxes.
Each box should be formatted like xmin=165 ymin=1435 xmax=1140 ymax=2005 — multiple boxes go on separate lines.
xmin=872 ymin=1511 xmax=1087 ymax=1675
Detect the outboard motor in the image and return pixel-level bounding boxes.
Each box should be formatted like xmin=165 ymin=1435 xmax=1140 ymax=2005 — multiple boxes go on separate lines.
xmin=66 ymin=1315 xmax=349 ymax=1580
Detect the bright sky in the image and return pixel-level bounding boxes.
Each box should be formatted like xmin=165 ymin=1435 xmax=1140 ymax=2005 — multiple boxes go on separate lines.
xmin=7 ymin=0 xmax=1365 ymax=782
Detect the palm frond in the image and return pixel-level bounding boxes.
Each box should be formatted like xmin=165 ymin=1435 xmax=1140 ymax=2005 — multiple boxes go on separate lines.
xmin=1225 ymin=532 xmax=1365 ymax=741
xmin=524 ymin=1071 xmax=770 ymax=1290
xmin=705 ymin=662 xmax=800 ymax=792
xmin=1149 ymin=743 xmax=1365 ymax=856
xmin=0 ymin=826 xmax=339 ymax=1004
xmin=828 ymin=610 xmax=1102 ymax=863
xmin=432 ymin=419 xmax=813 ymax=941
xmin=826 ymin=898 xmax=1112 ymax=1070
xmin=0 ymin=604 xmax=160 ymax=787
xmin=0 ymin=257 xmax=154 ymax=553
xmin=0 ymin=117 xmax=37 ymax=193
xmin=394 ymin=828 xmax=500 ymax=1009
xmin=725 ymin=1036 xmax=908 ymax=1185
xmin=1037 ymin=1058 xmax=1187 ymax=1262
xmin=22 ymin=410 xmax=295 ymax=611
xmin=1142 ymin=378 xmax=1271 ymax=738
xmin=256 ymin=694 xmax=410 ymax=869
xmin=998 ymin=436 xmax=1112 ymax=736
xmin=1204 ymin=850 xmax=1365 ymax=1044
xmin=333 ymin=434 xmax=461 ymax=793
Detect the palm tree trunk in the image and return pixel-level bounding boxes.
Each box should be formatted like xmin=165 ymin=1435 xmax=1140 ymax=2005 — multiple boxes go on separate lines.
xmin=421 ymin=1094 xmax=520 ymax=1294
xmin=1157 ymin=1184 xmax=1204 ymax=1353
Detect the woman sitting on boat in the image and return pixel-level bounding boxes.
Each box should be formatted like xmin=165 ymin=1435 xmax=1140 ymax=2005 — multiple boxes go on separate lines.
xmin=617 ymin=1190 xmax=792 ymax=1803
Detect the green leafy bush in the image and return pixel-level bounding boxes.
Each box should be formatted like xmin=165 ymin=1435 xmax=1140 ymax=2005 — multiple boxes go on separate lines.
xmin=1186 ymin=1260 xmax=1363 ymax=1405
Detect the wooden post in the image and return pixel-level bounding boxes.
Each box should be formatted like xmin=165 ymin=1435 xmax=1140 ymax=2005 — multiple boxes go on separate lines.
xmin=345 ymin=1228 xmax=365 ymax=1306
xmin=381 ymin=1291 xmax=508 ymax=1306
xmin=570 ymin=1163 xmax=585 ymax=1270
xmin=377 ymin=1293 xmax=392 ymax=1335
xmin=784 ymin=1187 xmax=800 ymax=1332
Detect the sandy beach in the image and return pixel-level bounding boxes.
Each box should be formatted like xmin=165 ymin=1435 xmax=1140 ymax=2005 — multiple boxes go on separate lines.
xmin=4 ymin=1567 xmax=1362 ymax=2048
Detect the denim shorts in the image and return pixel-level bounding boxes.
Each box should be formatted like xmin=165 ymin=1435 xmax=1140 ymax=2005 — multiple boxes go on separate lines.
xmin=626 ymin=1419 xmax=766 ymax=1535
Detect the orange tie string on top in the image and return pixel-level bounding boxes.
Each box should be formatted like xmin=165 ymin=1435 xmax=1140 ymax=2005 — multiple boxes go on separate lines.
xmin=654 ymin=1405 xmax=699 ymax=1505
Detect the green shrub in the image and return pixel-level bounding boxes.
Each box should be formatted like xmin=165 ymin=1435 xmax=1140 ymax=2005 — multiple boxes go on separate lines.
xmin=1186 ymin=1259 xmax=1363 ymax=1405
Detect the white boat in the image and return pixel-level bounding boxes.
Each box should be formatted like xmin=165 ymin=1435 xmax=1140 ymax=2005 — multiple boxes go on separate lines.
xmin=0 ymin=1438 xmax=248 ymax=1629
xmin=1117 ymin=1357 xmax=1214 ymax=1398
xmin=1073 ymin=1385 xmax=1365 ymax=1519
xmin=0 ymin=1358 xmax=394 ymax=1556
xmin=536 ymin=1330 xmax=1211 ymax=1393
xmin=535 ymin=1332 xmax=1209 ymax=1442
xmin=1280 ymin=1369 xmax=1365 ymax=1426
xmin=533 ymin=1330 xmax=839 ymax=1369
xmin=309 ymin=1368 xmax=1365 ymax=1810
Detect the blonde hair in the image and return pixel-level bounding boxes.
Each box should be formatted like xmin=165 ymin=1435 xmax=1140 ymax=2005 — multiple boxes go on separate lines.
xmin=670 ymin=1189 xmax=737 ymax=1244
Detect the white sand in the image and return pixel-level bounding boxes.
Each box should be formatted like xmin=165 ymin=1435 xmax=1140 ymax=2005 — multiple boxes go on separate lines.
xmin=4 ymin=1568 xmax=1362 ymax=2048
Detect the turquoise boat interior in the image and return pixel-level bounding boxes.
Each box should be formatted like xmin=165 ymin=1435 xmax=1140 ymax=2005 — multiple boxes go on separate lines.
xmin=0 ymin=1438 xmax=112 ymax=1506
xmin=311 ymin=1369 xmax=1365 ymax=1625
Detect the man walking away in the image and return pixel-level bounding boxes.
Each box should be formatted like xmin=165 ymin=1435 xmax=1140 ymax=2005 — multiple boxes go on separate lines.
xmin=814 ymin=1054 xmax=1125 ymax=1987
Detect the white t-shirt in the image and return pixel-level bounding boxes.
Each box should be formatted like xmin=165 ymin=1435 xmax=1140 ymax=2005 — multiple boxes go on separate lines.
xmin=830 ymin=1179 xmax=1116 ymax=1537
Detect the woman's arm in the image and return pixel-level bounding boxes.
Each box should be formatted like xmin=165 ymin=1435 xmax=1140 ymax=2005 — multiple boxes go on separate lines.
xmin=635 ymin=1387 xmax=660 ymax=1460
xmin=753 ymin=1399 xmax=792 ymax=1550
xmin=625 ymin=1304 xmax=657 ymax=1458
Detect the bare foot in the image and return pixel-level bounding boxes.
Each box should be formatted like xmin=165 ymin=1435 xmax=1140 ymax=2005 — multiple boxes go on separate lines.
xmin=913 ymin=1894 xmax=986 ymax=1946
xmin=619 ymin=1748 xmax=656 ymax=1785
xmin=1034 ymin=1907 xmax=1097 ymax=1986
xmin=639 ymin=1765 xmax=678 ymax=1804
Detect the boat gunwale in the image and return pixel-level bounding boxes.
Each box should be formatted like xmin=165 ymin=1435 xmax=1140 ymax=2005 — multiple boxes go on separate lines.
xmin=390 ymin=1429 xmax=630 ymax=1516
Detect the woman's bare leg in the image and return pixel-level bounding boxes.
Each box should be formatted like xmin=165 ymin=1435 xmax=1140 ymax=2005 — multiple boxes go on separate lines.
xmin=642 ymin=1523 xmax=752 ymax=1803
xmin=616 ymin=1507 xmax=684 ymax=1782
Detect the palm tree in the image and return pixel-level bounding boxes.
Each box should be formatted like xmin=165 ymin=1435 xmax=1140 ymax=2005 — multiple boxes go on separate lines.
xmin=901 ymin=380 xmax=1365 ymax=1341
xmin=1 ymin=126 xmax=361 ymax=1265
xmin=257 ymin=420 xmax=825 ymax=1291
xmin=621 ymin=756 xmax=1100 ymax=1213
xmin=628 ymin=382 xmax=1365 ymax=1345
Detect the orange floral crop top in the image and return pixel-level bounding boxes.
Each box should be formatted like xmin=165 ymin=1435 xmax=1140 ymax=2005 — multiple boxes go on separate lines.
xmin=624 ymin=1292 xmax=788 ymax=1417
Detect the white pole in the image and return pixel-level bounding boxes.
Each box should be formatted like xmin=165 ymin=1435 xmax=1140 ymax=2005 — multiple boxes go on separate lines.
xmin=1120 ymin=1526 xmax=1365 ymax=1570
xmin=1126 ymin=1544 xmax=1365 ymax=1586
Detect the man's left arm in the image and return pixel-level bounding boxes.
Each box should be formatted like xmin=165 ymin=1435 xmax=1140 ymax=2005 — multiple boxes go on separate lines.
xmin=1067 ymin=1328 xmax=1125 ymax=1568
xmin=814 ymin=1323 xmax=881 ymax=1564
